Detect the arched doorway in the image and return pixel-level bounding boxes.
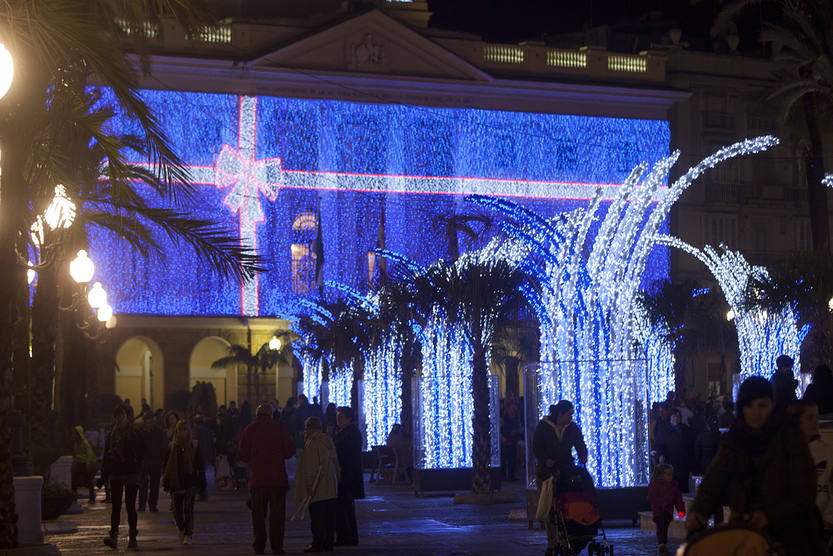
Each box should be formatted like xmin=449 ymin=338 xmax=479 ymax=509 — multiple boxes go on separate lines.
xmin=115 ymin=337 xmax=165 ymax=412
xmin=189 ymin=337 xmax=236 ymax=407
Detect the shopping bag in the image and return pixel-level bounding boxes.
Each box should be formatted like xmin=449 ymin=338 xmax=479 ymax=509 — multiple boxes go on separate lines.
xmin=535 ymin=476 xmax=554 ymax=521
xmin=215 ymin=454 xmax=230 ymax=479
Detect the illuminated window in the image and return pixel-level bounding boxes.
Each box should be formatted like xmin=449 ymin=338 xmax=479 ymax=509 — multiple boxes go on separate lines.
xmin=293 ymin=212 xmax=318 ymax=231
xmin=607 ymin=55 xmax=647 ymax=73
xmin=484 ymin=45 xmax=524 ymax=64
xmin=547 ymin=50 xmax=587 ymax=69
xmin=291 ymin=244 xmax=317 ymax=294
xmin=115 ymin=19 xmax=159 ymax=38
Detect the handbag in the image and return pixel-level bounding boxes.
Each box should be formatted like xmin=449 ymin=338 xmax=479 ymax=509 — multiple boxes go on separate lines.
xmin=535 ymin=476 xmax=554 ymax=521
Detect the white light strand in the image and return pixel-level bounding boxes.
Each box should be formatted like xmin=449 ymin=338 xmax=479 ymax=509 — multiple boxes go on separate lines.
xmin=656 ymin=235 xmax=809 ymax=395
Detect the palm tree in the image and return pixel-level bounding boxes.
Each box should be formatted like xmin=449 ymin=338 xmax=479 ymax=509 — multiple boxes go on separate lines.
xmin=211 ymin=331 xmax=295 ymax=403
xmin=402 ymin=255 xmax=533 ymax=494
xmin=0 ymin=2 xmax=235 ymax=546
xmin=637 ymin=280 xmax=737 ymax=394
xmin=744 ymin=251 xmax=833 ymax=366
xmin=715 ymin=0 xmax=833 ymax=253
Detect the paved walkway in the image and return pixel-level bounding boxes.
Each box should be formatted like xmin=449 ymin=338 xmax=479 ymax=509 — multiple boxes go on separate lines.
xmin=46 ymin=464 xmax=679 ymax=555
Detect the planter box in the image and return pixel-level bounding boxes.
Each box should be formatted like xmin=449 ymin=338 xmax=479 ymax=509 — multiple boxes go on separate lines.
xmin=42 ymin=495 xmax=75 ymax=521
xmin=413 ymin=467 xmax=502 ymax=496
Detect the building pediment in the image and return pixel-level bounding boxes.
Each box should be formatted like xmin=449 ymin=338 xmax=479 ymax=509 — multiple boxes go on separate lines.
xmin=251 ymin=10 xmax=491 ymax=82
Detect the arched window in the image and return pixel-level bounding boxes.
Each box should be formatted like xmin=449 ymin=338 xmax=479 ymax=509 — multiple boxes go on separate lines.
xmin=291 ymin=212 xmax=318 ymax=294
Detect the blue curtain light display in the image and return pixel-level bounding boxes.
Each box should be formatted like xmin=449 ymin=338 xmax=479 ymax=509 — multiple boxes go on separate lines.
xmin=87 ymin=88 xmax=670 ymax=318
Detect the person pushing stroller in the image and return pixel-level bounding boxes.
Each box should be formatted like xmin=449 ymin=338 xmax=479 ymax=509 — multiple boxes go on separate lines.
xmin=533 ymin=400 xmax=588 ymax=556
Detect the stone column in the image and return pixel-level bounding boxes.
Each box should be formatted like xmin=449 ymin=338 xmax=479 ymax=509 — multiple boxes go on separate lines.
xmin=14 ymin=475 xmax=43 ymax=544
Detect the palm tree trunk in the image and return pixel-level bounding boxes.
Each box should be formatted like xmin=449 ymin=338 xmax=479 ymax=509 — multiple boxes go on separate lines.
xmin=30 ymin=258 xmax=59 ymax=444
xmin=803 ymin=95 xmax=830 ymax=254
xmin=471 ymin=344 xmax=492 ymax=494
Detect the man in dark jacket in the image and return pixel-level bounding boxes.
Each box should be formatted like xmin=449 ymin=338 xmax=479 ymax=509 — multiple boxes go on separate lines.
xmin=137 ymin=413 xmax=166 ymax=512
xmin=333 ymin=406 xmax=364 ymax=547
xmin=102 ymin=405 xmax=146 ymax=550
xmin=238 ymin=403 xmax=296 ymax=555
xmin=770 ymin=354 xmax=798 ymax=408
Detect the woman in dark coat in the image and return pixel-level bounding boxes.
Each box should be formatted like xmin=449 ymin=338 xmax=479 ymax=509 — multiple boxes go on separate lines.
xmin=804 ymin=364 xmax=833 ymax=415
xmin=654 ymin=408 xmax=695 ymax=492
xmin=686 ymin=376 xmax=823 ymax=555
xmin=162 ymin=420 xmax=205 ymax=546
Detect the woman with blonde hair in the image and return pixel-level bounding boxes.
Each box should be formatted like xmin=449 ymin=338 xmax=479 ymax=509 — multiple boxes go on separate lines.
xmin=163 ymin=420 xmax=204 ymax=546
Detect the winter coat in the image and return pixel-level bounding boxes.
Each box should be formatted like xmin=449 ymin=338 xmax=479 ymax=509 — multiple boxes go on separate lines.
xmin=162 ymin=441 xmax=205 ymax=492
xmin=237 ymin=416 xmax=295 ymax=490
xmin=532 ymin=417 xmax=588 ymax=484
xmin=334 ymin=423 xmax=365 ymax=500
xmin=809 ymin=435 xmax=833 ymax=526
xmin=804 ymin=374 xmax=833 ymax=414
xmin=691 ymin=415 xmax=823 ymax=555
xmin=102 ymin=423 xmax=145 ymax=482
xmin=647 ymin=477 xmax=685 ymax=518
xmin=770 ymin=370 xmax=798 ymax=408
xmin=654 ymin=423 xmax=695 ymax=491
xmin=693 ymin=428 xmax=721 ymax=476
xmin=138 ymin=424 xmax=167 ymax=470
xmin=294 ymin=431 xmax=340 ymax=506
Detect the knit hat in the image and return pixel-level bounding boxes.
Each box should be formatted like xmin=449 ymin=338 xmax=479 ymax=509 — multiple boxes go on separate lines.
xmin=736 ymin=376 xmax=773 ymax=409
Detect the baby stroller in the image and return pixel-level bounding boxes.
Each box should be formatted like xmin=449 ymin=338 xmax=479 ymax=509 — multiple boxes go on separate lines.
xmin=552 ymin=466 xmax=612 ymax=556
xmin=678 ymin=525 xmax=784 ymax=556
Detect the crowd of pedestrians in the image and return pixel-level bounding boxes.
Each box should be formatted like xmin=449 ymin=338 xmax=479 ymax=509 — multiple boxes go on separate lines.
xmin=68 ymin=393 xmax=373 ymax=553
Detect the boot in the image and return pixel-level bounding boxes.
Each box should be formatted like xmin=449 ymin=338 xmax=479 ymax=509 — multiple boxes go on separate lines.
xmin=103 ymin=533 xmax=117 ymax=550
xmin=127 ymin=530 xmax=138 ymax=550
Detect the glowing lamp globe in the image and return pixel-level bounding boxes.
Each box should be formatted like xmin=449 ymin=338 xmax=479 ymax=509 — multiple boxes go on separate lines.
xmin=87 ymin=282 xmax=107 ymax=309
xmin=269 ymin=336 xmax=281 ymax=351
xmin=726 ymin=310 xmax=735 ymax=322
xmin=69 ymin=250 xmax=94 ymax=284
xmin=27 ymin=261 xmax=35 ymax=285
xmin=97 ymin=303 xmax=113 ymax=323
xmin=105 ymin=315 xmax=117 ymax=329
xmin=829 ymin=296 xmax=833 ymax=313
xmin=0 ymin=44 xmax=13 ymax=100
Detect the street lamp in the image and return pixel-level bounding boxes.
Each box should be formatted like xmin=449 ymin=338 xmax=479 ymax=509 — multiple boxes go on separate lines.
xmin=97 ymin=303 xmax=113 ymax=323
xmin=726 ymin=310 xmax=735 ymax=321
xmin=43 ymin=185 xmax=76 ymax=230
xmin=87 ymin=282 xmax=107 ymax=309
xmin=0 ymin=43 xmax=14 ymax=100
xmin=69 ymin=250 xmax=94 ymax=284
xmin=828 ymin=296 xmax=833 ymax=313
xmin=269 ymin=335 xmax=281 ymax=351
xmin=27 ymin=261 xmax=35 ymax=285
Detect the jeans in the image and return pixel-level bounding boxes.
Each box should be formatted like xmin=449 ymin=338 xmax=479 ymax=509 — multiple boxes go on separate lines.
xmin=654 ymin=512 xmax=672 ymax=545
xmin=109 ymin=479 xmax=139 ymax=538
xmin=308 ymin=498 xmax=336 ymax=551
xmin=139 ymin=467 xmax=161 ymax=510
xmin=251 ymin=486 xmax=287 ymax=553
xmin=171 ymin=487 xmax=196 ymax=536
xmin=335 ymin=491 xmax=358 ymax=544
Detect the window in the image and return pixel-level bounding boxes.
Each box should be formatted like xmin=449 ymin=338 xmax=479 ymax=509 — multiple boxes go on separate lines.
xmin=702 ymin=214 xmax=737 ymax=248
xmin=291 ymin=212 xmax=318 ymax=294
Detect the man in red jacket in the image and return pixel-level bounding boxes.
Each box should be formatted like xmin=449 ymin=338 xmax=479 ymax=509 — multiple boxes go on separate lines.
xmin=238 ymin=403 xmax=296 ymax=555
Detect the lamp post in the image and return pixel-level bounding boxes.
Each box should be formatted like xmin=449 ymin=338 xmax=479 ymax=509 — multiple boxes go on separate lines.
xmin=269 ymin=336 xmax=281 ymax=351
xmin=0 ymin=43 xmax=13 ymax=101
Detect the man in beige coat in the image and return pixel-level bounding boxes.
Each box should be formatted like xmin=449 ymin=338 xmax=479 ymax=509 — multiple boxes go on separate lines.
xmin=294 ymin=416 xmax=340 ymax=553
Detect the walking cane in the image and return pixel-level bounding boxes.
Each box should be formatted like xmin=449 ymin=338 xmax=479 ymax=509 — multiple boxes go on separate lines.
xmin=291 ymin=465 xmax=323 ymax=521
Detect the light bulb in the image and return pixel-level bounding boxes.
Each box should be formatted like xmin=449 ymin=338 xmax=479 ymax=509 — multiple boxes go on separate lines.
xmin=268 ymin=336 xmax=281 ymax=351
xmin=69 ymin=250 xmax=94 ymax=283
xmin=97 ymin=303 xmax=113 ymax=323
xmin=87 ymin=282 xmax=107 ymax=309
xmin=27 ymin=261 xmax=35 ymax=285
xmin=0 ymin=44 xmax=14 ymax=100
